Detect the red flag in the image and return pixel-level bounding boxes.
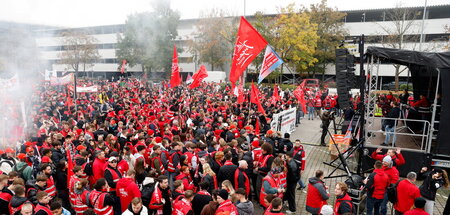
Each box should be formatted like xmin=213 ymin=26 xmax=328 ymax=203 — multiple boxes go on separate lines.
xmin=273 ymin=84 xmax=281 ymax=102
xmin=170 ymin=45 xmax=181 ymax=88
xmin=66 ymin=149 xmax=73 ymax=186
xmin=229 ymin=17 xmax=268 ymax=84
xmin=190 ymin=65 xmax=208 ymax=89
xmin=294 ymin=85 xmax=307 ymax=113
xmin=250 ymin=82 xmax=259 ymax=104
xmin=120 ymin=59 xmax=127 ymax=74
xmin=250 ymin=83 xmax=266 ymax=115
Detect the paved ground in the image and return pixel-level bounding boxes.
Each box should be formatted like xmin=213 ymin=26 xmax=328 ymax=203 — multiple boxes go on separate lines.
xmin=253 ymin=117 xmax=448 ymax=215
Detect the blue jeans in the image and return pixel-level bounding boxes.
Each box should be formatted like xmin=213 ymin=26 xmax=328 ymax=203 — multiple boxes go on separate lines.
xmin=297 ymin=178 xmax=305 ymax=188
xmin=380 ymin=192 xmax=388 ymax=215
xmin=366 ymin=196 xmax=384 ymax=215
xmin=308 ymin=106 xmax=315 ymax=120
xmin=384 ymin=125 xmax=396 ymax=145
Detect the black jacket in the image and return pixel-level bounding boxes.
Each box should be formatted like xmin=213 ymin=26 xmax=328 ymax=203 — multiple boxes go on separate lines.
xmin=201 ymin=174 xmax=215 ymax=194
xmin=51 ymin=148 xmax=64 ymax=164
xmin=10 ymin=196 xmax=28 ymax=215
xmin=385 ymin=107 xmax=401 ymax=127
xmin=217 ymin=162 xmax=238 ymax=186
xmin=278 ymin=139 xmax=293 ymax=154
xmin=191 ymin=191 xmax=213 ymax=215
xmin=419 ymin=170 xmax=445 ymax=200
xmin=287 ymin=159 xmax=300 ymax=183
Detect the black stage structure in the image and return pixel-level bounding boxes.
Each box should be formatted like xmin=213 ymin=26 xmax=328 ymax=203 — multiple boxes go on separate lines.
xmin=362 ymin=47 xmax=450 ymax=176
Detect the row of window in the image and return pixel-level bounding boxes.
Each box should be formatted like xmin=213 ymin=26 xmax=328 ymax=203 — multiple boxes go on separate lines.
xmin=346 ymin=34 xmax=450 ymax=43
xmin=47 ymin=57 xmax=194 ymax=65
xmin=38 ymin=43 xmax=116 ymax=51
xmin=343 ymin=6 xmax=450 ymax=23
xmin=35 ymin=25 xmax=125 ymax=38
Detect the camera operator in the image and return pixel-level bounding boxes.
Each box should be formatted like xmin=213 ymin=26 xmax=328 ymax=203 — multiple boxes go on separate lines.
xmin=320 ymin=111 xmax=334 ymax=146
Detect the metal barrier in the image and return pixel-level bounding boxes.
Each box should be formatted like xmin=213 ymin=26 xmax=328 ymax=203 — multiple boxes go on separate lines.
xmin=365 ymin=117 xmax=431 ymax=152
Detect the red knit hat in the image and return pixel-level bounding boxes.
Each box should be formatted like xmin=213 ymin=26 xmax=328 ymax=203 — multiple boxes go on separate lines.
xmin=26 ymin=147 xmax=34 ymax=153
xmin=252 ymin=140 xmax=260 ymax=148
xmin=41 ymin=156 xmax=51 ymax=163
xmin=154 ymin=137 xmax=163 ymax=143
xmin=17 ymin=153 xmax=26 ymax=160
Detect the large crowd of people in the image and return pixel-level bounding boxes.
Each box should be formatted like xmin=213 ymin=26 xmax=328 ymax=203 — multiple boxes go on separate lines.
xmin=0 ymin=77 xmax=447 ymax=215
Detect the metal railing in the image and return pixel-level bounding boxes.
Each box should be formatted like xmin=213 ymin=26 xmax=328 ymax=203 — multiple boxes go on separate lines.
xmin=365 ymin=117 xmax=431 ymax=152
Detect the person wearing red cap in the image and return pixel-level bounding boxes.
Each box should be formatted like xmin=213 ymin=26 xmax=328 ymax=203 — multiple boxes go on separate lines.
xmin=13 ymin=154 xmax=33 ymax=181
xmin=0 ymin=148 xmax=16 ymax=174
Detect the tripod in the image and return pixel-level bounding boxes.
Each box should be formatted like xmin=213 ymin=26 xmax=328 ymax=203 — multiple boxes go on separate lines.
xmin=323 ymin=128 xmax=364 ymax=179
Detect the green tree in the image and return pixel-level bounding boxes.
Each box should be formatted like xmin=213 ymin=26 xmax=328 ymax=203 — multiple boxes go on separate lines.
xmin=274 ymin=4 xmax=319 ymax=78
xmin=58 ymin=30 xmax=100 ymax=75
xmin=116 ymin=0 xmax=180 ymax=78
xmin=189 ymin=9 xmax=237 ymax=71
xmin=307 ymin=0 xmax=347 ymax=80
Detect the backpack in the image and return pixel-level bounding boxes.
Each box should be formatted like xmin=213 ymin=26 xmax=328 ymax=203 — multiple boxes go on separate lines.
xmin=387 ymin=180 xmax=403 ymax=203
xmin=141 ymin=183 xmax=156 ymax=206
xmin=13 ymin=164 xmax=28 ymax=180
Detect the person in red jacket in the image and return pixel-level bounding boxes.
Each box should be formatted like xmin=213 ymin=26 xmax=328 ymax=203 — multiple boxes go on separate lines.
xmin=372 ymin=147 xmax=405 ymax=167
xmin=215 ymin=189 xmax=238 ymax=215
xmin=34 ymin=191 xmax=52 ymax=215
xmin=364 ymin=160 xmax=390 ymax=215
xmin=149 ymin=175 xmax=172 ymax=215
xmin=394 ymin=172 xmax=421 ymax=214
xmin=117 ymin=170 xmax=141 ymax=212
xmin=92 ymin=150 xmax=107 ymax=184
xmin=103 ymin=156 xmax=122 ymax=196
xmin=334 ymin=182 xmax=353 ymax=215
xmin=306 ymin=170 xmax=329 ymax=214
xmin=175 ymin=166 xmax=194 ymax=191
xmin=404 ymin=197 xmax=429 ymax=215
xmin=381 ymin=155 xmax=400 ymax=215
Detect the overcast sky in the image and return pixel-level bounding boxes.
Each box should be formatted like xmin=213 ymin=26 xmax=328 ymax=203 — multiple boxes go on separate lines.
xmin=2 ymin=0 xmax=449 ymax=27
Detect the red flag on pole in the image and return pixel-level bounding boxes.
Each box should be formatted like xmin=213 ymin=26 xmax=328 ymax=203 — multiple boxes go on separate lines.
xmin=229 ymin=17 xmax=268 ymax=84
xmin=294 ymin=85 xmax=307 ymax=114
xmin=66 ymin=149 xmax=73 ymax=186
xmin=170 ymin=45 xmax=181 ymax=88
xmin=273 ymin=84 xmax=281 ymax=102
xmin=120 ymin=59 xmax=127 ymax=74
xmin=250 ymin=82 xmax=266 ymax=115
xmin=190 ymin=65 xmax=208 ymax=89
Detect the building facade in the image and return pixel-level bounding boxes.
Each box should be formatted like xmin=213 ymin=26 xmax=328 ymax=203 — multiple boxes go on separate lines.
xmin=34 ymin=4 xmax=450 ymax=81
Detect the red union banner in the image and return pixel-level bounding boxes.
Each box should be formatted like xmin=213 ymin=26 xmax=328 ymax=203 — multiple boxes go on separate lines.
xmin=170 ymin=45 xmax=181 ymax=88
xmin=229 ymin=17 xmax=268 ymax=84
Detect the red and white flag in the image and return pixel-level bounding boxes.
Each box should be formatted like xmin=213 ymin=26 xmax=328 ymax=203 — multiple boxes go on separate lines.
xmin=170 ymin=45 xmax=181 ymax=88
xmin=229 ymin=17 xmax=268 ymax=84
xmin=190 ymin=65 xmax=208 ymax=89
xmin=120 ymin=59 xmax=127 ymax=74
